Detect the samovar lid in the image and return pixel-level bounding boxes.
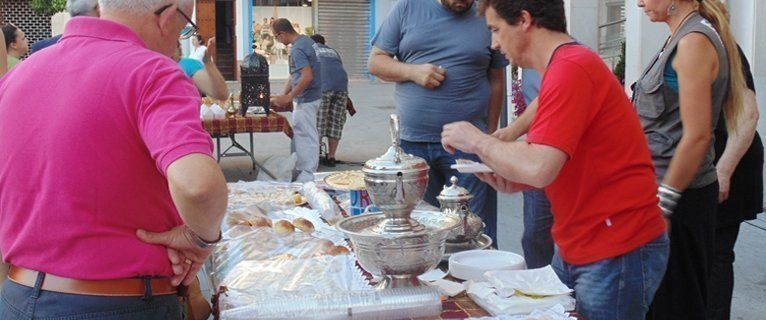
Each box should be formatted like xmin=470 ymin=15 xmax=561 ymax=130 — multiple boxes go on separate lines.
xmin=363 ymin=114 xmax=428 ymax=174
xmin=437 ymin=176 xmax=473 ymax=202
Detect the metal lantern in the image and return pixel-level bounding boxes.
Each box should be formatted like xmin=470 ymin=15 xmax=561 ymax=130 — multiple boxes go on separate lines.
xmin=240 ymin=49 xmax=270 ymax=116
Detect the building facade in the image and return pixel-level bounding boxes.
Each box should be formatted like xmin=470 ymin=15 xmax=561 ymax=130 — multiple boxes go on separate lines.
xmin=0 ymin=0 xmax=54 ymax=59
xmin=231 ymin=0 xmax=375 ymax=80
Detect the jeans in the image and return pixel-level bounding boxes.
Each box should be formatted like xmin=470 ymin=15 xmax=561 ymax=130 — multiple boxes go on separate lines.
xmin=0 ymin=276 xmax=182 ymax=320
xmin=400 ymin=140 xmax=498 ymax=244
xmin=521 ymin=189 xmax=554 ymax=268
xmin=552 ymin=233 xmax=670 ymax=320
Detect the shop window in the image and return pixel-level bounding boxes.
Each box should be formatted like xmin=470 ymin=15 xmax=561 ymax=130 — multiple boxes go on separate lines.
xmin=253 ymin=0 xmax=313 ymax=79
xmin=253 ymin=0 xmax=311 ymax=6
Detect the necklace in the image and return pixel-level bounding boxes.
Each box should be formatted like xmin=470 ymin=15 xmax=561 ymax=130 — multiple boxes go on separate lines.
xmin=662 ymin=10 xmax=698 ymax=52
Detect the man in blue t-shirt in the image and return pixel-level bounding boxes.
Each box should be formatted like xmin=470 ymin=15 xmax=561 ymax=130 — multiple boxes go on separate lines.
xmin=369 ymin=0 xmax=507 ymax=243
xmin=270 ymin=18 xmax=322 ymax=182
xmin=494 ymin=68 xmax=553 ymax=268
xmin=311 ymin=34 xmax=349 ymax=167
xmin=519 ymin=69 xmax=553 ymax=269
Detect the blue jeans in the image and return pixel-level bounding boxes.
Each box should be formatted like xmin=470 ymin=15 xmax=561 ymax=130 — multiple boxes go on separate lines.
xmin=0 ymin=276 xmax=182 ymax=320
xmin=552 ymin=233 xmax=670 ymax=320
xmin=522 ymin=189 xmax=554 ymax=268
xmin=400 ymin=140 xmax=497 ymax=244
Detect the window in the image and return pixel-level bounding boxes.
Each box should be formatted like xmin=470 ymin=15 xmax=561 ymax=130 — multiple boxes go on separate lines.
xmin=253 ymin=0 xmax=311 ymax=6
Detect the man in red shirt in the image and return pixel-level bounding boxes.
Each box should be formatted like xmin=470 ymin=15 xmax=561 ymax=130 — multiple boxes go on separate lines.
xmin=441 ymin=1 xmax=668 ymax=319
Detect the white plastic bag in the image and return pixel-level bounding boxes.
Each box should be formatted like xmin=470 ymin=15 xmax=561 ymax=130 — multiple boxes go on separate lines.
xmin=201 ymin=104 xmax=215 ymax=120
xmin=464 ymin=266 xmax=576 ymax=316
xmin=484 ymin=266 xmax=574 ymax=297
xmin=256 ymin=153 xmax=298 ymax=182
xmin=211 ymin=103 xmax=226 ymax=120
xmin=301 ymin=182 xmax=342 ymax=224
xmin=466 ymin=281 xmax=576 ymax=316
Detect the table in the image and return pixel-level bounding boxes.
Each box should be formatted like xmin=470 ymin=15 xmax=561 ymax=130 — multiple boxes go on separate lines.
xmin=202 ymin=113 xmax=293 ymax=178
xmin=416 ymin=293 xmax=490 ymax=319
xmin=356 ymin=266 xmax=490 ymax=319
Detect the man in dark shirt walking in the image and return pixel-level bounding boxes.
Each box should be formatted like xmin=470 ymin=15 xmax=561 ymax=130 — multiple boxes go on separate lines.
xmin=311 ymin=34 xmax=349 ymax=167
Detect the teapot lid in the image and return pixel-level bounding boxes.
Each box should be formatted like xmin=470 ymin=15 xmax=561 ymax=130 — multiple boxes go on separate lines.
xmin=437 ymin=176 xmax=473 ymax=202
xmin=363 ymin=114 xmax=428 ymax=174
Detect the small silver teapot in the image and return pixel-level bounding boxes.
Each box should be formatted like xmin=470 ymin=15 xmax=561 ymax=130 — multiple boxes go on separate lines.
xmin=437 ymin=176 xmax=484 ymax=243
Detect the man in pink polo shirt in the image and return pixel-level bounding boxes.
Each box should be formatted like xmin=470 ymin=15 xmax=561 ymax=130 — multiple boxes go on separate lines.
xmin=0 ymin=0 xmax=227 ymax=318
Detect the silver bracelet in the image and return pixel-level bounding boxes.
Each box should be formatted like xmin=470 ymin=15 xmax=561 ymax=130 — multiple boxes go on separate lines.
xmin=657 ymin=184 xmax=683 ymax=217
xmin=184 ymin=225 xmax=222 ymax=249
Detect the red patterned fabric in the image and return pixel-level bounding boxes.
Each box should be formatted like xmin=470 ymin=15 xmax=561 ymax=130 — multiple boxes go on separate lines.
xmin=202 ymin=113 xmax=293 ymax=138
xmin=417 ymin=293 xmax=490 ymax=319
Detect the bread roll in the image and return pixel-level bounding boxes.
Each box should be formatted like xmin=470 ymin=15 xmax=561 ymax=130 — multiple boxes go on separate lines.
xmin=248 ymin=216 xmax=272 ymax=228
xmin=273 ymin=220 xmax=295 ymax=236
xmin=316 ymin=239 xmax=334 ymax=253
xmin=293 ymin=192 xmax=305 ymax=205
xmin=226 ymin=210 xmax=250 ymax=227
xmin=293 ymin=217 xmax=315 ymax=234
xmin=326 ymin=245 xmax=350 ymax=256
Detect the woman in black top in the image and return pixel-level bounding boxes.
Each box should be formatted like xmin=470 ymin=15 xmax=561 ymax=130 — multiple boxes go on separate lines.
xmin=709 ymin=46 xmax=764 ymax=320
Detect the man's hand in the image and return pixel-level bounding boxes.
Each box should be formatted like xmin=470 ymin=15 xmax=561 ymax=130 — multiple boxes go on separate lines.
xmin=270 ymin=95 xmax=293 ymax=110
xmin=442 ymin=121 xmax=490 ymax=155
xmin=408 ymin=64 xmax=446 ymax=89
xmin=716 ymin=168 xmax=731 ymax=203
xmin=137 ymin=226 xmax=215 ymax=286
xmin=203 ymin=37 xmax=216 ymax=63
xmin=492 ymin=126 xmax=521 ymax=142
xmin=475 ymin=172 xmax=528 ymax=194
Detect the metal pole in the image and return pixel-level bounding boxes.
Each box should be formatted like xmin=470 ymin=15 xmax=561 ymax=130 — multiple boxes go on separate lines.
xmin=312 ymin=0 xmax=319 ymax=34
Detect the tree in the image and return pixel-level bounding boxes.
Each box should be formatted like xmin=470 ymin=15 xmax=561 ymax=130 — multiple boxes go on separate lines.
xmin=30 ymin=0 xmax=67 ymax=16
xmin=613 ymin=41 xmax=626 ymax=85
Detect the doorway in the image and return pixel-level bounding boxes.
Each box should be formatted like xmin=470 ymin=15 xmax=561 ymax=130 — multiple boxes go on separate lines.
xmin=215 ymin=0 xmax=237 ymax=80
xmin=195 ymin=0 xmax=237 ymax=81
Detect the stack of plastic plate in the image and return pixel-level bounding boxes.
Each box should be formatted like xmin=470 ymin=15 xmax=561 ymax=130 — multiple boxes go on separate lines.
xmin=449 ymin=250 xmax=526 ymax=281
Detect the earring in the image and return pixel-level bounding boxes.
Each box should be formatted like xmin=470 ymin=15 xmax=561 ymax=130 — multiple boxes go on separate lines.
xmin=668 ymin=1 xmax=678 ymax=16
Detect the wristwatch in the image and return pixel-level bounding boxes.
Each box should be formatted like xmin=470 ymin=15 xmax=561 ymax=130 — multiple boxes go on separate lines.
xmin=184 ymin=225 xmax=222 ymax=249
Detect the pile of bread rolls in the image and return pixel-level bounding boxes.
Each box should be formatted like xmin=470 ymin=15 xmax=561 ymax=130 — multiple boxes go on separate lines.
xmin=224 ymin=205 xmax=351 ymax=257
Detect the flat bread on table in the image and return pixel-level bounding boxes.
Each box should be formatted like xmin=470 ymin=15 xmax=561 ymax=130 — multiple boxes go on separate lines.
xmin=323 ymin=171 xmax=365 ymax=190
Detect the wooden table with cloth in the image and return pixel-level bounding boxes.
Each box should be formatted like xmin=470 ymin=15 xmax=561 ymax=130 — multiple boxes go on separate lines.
xmin=202 ymin=113 xmax=293 ymax=179
xmin=356 ymin=264 xmax=582 ymax=319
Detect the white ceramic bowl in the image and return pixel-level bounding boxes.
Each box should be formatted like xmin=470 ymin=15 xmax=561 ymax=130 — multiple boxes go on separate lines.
xmin=449 ymin=250 xmax=526 ymax=281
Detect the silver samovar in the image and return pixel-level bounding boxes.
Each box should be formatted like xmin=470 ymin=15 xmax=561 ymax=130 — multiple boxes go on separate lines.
xmin=336 ymin=115 xmax=461 ymax=288
xmin=437 ymin=176 xmax=493 ymax=257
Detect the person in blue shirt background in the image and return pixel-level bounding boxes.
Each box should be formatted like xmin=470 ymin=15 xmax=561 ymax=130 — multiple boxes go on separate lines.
xmin=311 ymin=34 xmax=349 ymax=167
xmin=270 ymin=18 xmax=322 ymax=182
xmin=368 ymin=0 xmax=507 ymax=244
